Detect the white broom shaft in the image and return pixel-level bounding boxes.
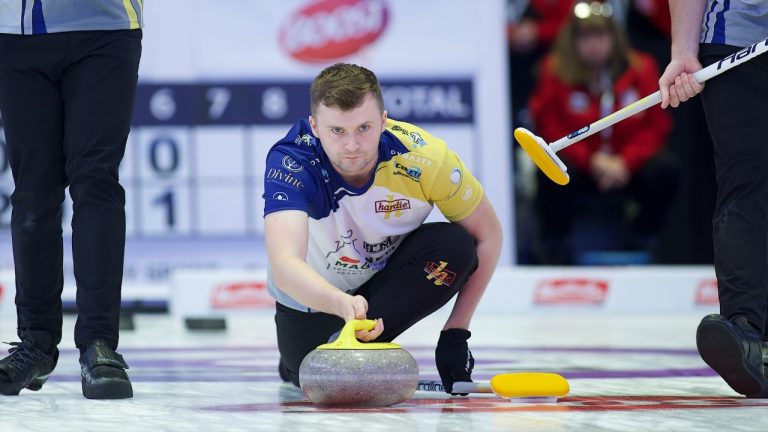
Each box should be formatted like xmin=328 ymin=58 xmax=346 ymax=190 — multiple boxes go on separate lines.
xmin=550 ymin=37 xmax=768 ymax=153
xmin=417 ymin=380 xmax=490 ymax=394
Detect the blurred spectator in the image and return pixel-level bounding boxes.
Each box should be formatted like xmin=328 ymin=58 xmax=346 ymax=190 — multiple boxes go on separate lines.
xmin=507 ymin=0 xmax=573 ymax=130
xmin=627 ymin=0 xmax=672 ymax=66
xmin=508 ymin=0 xmax=574 ymax=264
xmin=630 ymin=0 xmax=671 ymax=38
xmin=527 ymin=3 xmax=677 ymax=264
xmin=508 ymin=0 xmax=574 ymax=53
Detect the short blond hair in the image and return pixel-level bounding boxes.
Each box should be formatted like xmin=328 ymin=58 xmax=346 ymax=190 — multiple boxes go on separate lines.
xmin=310 ymin=63 xmax=385 ymax=116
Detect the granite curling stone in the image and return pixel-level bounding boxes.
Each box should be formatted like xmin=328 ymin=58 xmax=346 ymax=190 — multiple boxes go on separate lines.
xmin=299 ymin=319 xmax=419 ymax=407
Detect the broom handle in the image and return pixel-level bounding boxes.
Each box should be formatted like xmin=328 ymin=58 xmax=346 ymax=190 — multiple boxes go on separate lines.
xmin=550 ymin=37 xmax=768 ymax=153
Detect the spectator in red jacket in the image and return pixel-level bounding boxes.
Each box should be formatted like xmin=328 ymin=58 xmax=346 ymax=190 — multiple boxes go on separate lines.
xmin=527 ymin=5 xmax=678 ymax=264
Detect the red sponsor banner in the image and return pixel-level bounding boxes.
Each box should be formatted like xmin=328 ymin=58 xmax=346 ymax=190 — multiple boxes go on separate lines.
xmin=694 ymin=278 xmax=719 ymax=306
xmin=534 ymin=278 xmax=609 ymax=306
xmin=279 ymin=0 xmax=389 ymax=63
xmin=210 ymin=281 xmax=275 ymax=310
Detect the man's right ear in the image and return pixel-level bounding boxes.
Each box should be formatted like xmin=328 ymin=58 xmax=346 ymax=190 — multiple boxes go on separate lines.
xmin=308 ymin=115 xmax=319 ymax=136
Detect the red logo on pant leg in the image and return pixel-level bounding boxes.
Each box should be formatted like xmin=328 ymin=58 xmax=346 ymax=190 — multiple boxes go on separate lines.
xmin=424 ymin=261 xmax=456 ymax=286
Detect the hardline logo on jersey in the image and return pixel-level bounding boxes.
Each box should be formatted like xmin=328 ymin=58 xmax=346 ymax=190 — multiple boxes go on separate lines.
xmin=424 ymin=261 xmax=456 ymax=286
xmin=294 ymin=133 xmax=316 ymax=147
xmin=375 ymin=195 xmax=411 ymax=219
xmin=388 ymin=124 xmax=428 ymax=148
xmin=390 ymin=124 xmax=411 ymax=138
xmin=409 ymin=131 xmax=426 ymax=147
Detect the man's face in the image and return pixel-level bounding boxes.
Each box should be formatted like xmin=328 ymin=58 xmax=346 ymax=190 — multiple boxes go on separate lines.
xmin=309 ymin=93 xmax=387 ymax=186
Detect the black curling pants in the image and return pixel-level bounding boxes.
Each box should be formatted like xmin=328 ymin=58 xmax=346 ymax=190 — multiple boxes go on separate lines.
xmin=0 ymin=30 xmax=142 ymax=352
xmin=699 ymin=43 xmax=768 ymax=339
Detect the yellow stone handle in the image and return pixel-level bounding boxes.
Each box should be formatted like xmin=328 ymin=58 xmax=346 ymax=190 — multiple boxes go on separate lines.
xmin=350 ymin=319 xmax=377 ymax=332
xmin=317 ymin=319 xmax=402 ymax=350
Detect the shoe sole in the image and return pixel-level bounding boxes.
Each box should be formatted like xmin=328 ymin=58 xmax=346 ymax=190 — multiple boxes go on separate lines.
xmin=81 ymin=378 xmax=133 ymax=400
xmin=26 ymin=373 xmax=50 ymax=391
xmin=0 ymin=373 xmax=50 ymax=395
xmin=697 ymin=318 xmax=767 ymax=396
xmin=0 ymin=383 xmax=22 ymax=396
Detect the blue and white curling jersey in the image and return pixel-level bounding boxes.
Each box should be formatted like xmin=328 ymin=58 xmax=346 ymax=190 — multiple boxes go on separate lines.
xmin=263 ymin=118 xmax=483 ymax=311
xmin=0 ymin=0 xmax=143 ymax=35
xmin=701 ymin=0 xmax=768 ymax=47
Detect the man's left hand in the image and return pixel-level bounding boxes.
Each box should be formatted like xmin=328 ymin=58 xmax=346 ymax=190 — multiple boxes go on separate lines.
xmin=435 ymin=328 xmax=475 ymax=395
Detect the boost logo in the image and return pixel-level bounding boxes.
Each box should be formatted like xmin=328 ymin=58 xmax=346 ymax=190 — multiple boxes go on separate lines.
xmin=534 ymin=278 xmax=609 ymax=305
xmin=279 ymin=0 xmax=389 ymax=63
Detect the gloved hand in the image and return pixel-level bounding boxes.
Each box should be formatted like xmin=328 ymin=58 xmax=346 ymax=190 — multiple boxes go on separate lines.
xmin=435 ymin=328 xmax=474 ymax=395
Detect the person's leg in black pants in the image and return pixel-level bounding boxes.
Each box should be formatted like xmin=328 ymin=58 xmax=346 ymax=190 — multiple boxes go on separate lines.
xmin=0 ymin=30 xmax=141 ymax=398
xmin=358 ymin=223 xmax=478 ymax=340
xmin=696 ymin=43 xmax=768 ymax=397
xmin=0 ymin=33 xmax=68 ymax=355
xmin=275 ymin=222 xmax=478 ymax=387
xmin=63 ymin=30 xmax=142 ymax=352
xmin=700 ymin=45 xmax=768 ymax=337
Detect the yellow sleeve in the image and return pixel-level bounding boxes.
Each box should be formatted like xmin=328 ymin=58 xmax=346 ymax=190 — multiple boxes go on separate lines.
xmin=429 ymin=149 xmax=483 ymax=221
xmin=385 ymin=119 xmax=484 ymax=221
